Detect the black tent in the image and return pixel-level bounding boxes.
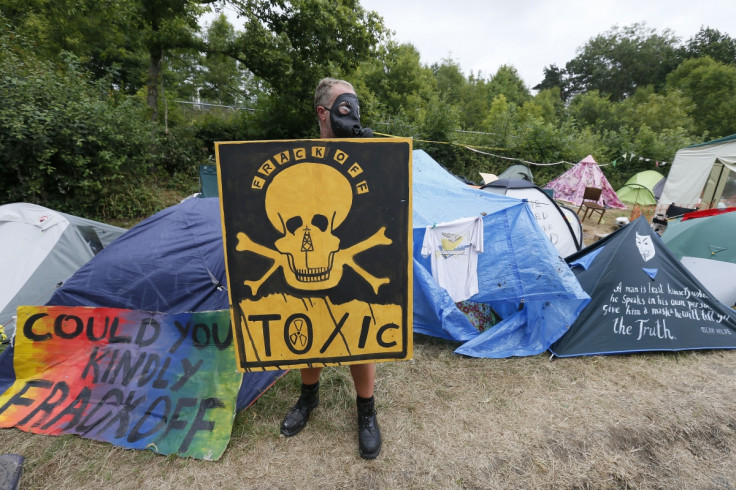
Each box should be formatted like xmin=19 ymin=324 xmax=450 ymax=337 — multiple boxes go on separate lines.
xmin=550 ymin=216 xmax=736 ymax=357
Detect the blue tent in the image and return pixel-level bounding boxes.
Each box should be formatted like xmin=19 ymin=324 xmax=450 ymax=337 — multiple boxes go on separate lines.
xmin=412 ymin=150 xmax=590 ymax=357
xmin=0 ymin=197 xmax=283 ymax=411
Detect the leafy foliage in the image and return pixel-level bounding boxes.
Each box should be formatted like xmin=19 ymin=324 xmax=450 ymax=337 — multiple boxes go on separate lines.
xmin=1 ymin=4 xmax=734 ymax=221
xmin=682 ymin=27 xmax=736 ymax=67
xmin=666 ymin=57 xmax=736 ymax=138
xmin=0 ymin=29 xmax=176 ymax=218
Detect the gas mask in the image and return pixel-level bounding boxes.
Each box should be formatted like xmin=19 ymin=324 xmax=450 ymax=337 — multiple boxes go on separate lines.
xmin=329 ymin=93 xmax=373 ymax=138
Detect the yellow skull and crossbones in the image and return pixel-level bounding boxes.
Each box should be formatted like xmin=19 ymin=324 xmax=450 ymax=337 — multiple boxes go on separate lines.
xmin=236 ymin=163 xmax=391 ymax=296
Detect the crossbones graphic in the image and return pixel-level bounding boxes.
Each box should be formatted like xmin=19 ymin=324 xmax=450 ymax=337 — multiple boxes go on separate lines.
xmin=236 ymin=163 xmax=392 ymax=295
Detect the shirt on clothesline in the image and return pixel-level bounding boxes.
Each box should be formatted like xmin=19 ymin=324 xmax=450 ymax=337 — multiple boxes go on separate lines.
xmin=420 ymin=216 xmax=484 ymax=302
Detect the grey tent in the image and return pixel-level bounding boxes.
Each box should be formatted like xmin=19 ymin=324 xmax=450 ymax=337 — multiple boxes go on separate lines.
xmin=498 ymin=164 xmax=534 ymax=183
xmin=0 ymin=203 xmax=126 ymax=338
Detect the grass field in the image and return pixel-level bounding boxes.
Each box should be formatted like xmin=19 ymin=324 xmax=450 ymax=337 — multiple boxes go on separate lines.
xmin=2 ymin=334 xmax=736 ymax=489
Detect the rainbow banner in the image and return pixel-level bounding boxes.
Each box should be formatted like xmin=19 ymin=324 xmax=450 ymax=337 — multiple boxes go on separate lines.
xmin=0 ymin=306 xmax=241 ymax=460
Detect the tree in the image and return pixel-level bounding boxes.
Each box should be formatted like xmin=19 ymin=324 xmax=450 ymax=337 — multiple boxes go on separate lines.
xmin=615 ymin=86 xmax=695 ymax=135
xmin=564 ymin=23 xmax=681 ymax=101
xmin=197 ymin=13 xmax=246 ymax=105
xmin=481 ymin=94 xmax=516 ymax=145
xmin=567 ymin=90 xmax=617 ymax=130
xmin=0 ymin=31 xmax=161 ymax=218
xmin=683 ymin=27 xmax=736 ymax=66
xmin=666 ymin=57 xmax=736 ymax=137
xmin=223 ymin=0 xmax=386 ymax=137
xmin=137 ymin=0 xmax=211 ymax=121
xmin=432 ymin=58 xmax=466 ymax=103
xmin=487 ymin=65 xmax=531 ymax=107
xmin=457 ymin=72 xmax=490 ymax=130
xmin=0 ymin=0 xmax=148 ymax=93
xmin=357 ymin=41 xmax=435 ymax=118
xmin=531 ymin=88 xmax=565 ymax=124
xmin=533 ymin=64 xmax=565 ymax=94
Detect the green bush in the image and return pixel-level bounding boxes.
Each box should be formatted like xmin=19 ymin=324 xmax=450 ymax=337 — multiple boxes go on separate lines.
xmin=0 ymin=36 xmax=161 ymax=219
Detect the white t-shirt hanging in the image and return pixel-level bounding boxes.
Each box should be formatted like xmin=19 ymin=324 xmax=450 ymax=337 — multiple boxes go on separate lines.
xmin=420 ymin=216 xmax=484 ymax=302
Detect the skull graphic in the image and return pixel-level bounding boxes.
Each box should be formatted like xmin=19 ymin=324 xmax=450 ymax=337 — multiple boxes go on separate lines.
xmin=236 ymin=162 xmax=392 ymax=295
xmin=267 ymin=163 xmax=352 ymax=288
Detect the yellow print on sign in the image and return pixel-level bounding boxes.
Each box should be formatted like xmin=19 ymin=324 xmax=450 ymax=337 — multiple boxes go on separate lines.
xmin=237 ymin=162 xmax=389 ymax=294
xmin=217 ymin=139 xmax=413 ymax=372
xmin=238 ymin=295 xmax=404 ymax=369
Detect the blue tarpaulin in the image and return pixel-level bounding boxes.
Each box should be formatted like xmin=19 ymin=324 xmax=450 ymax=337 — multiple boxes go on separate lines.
xmin=412 ymin=150 xmax=590 ymax=357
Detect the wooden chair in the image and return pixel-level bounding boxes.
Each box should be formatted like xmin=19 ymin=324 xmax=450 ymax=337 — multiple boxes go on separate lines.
xmin=577 ymin=187 xmax=606 ymax=223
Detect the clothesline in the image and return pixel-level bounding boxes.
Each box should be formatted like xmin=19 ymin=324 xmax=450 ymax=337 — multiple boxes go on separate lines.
xmin=464 ymin=146 xmax=575 ymax=166
xmin=373 ymin=132 xmax=667 ymax=169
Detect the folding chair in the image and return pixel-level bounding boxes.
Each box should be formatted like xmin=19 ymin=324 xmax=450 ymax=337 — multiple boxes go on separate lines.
xmin=577 ymin=187 xmax=606 ymax=223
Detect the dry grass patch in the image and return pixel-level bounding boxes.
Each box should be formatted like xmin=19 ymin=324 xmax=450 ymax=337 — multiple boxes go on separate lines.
xmin=3 ymin=336 xmax=736 ymax=489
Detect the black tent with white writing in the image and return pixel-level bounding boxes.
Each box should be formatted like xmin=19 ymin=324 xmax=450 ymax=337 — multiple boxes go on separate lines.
xmin=549 ymin=217 xmax=736 ymax=357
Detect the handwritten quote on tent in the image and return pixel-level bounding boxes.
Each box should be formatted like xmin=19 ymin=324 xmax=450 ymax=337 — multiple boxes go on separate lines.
xmin=602 ymin=281 xmax=733 ymax=342
xmin=0 ymin=306 xmax=241 ymax=460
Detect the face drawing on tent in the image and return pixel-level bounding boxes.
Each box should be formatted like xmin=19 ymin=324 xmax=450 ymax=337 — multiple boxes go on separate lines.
xmin=236 ymin=162 xmax=392 ymax=295
xmin=635 ymin=232 xmax=656 ymax=262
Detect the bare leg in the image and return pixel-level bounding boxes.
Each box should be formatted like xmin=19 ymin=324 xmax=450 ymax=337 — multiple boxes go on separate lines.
xmin=300 ymin=367 xmax=323 ymax=385
xmin=350 ymin=363 xmax=375 ymax=398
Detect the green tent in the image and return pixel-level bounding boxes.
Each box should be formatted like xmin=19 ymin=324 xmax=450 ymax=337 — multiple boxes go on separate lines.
xmin=661 ymin=208 xmax=736 ymax=306
xmin=199 ymin=164 xmax=219 ymax=198
xmin=616 ymin=170 xmax=665 ymax=205
xmin=662 ymin=209 xmax=736 ymax=264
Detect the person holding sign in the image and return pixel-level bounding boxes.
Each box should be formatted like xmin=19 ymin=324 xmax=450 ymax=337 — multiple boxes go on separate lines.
xmin=279 ymin=78 xmax=382 ymax=460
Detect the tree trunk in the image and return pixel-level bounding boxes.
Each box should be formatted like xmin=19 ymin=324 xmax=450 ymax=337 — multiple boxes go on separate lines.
xmin=147 ymin=49 xmax=163 ymax=122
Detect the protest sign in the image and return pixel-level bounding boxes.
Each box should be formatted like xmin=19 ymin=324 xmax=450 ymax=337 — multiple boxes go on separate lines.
xmin=0 ymin=306 xmax=240 ymax=460
xmin=216 ymin=139 xmax=413 ymax=371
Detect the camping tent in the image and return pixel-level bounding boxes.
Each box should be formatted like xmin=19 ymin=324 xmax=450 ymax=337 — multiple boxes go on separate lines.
xmin=657 ymin=134 xmax=736 ymax=213
xmin=559 ymin=205 xmax=584 ymax=247
xmin=0 ymin=203 xmax=127 ymax=338
xmin=498 ymin=164 xmax=534 ymax=182
xmin=412 ymin=150 xmax=590 ymax=358
xmin=661 ymin=207 xmax=736 ymax=307
xmin=199 ymin=164 xmax=220 ymax=198
xmin=480 ymin=178 xmax=583 ymax=257
xmin=0 ymin=197 xmax=284 ymax=411
xmin=479 ymin=172 xmax=498 ymax=185
xmin=616 ymin=170 xmax=665 ymax=206
xmin=544 ymin=155 xmax=626 ymax=209
xmin=653 ymin=177 xmax=667 ymax=200
xmin=549 ymin=216 xmax=736 ymax=357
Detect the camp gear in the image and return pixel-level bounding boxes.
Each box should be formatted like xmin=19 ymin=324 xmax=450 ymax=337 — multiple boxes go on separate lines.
xmin=480 ymin=178 xmax=583 ymax=257
xmin=550 ymin=217 xmax=736 ymax=357
xmin=616 ymin=170 xmax=665 ymax=206
xmin=0 ymin=203 xmax=126 ymax=338
xmin=577 ymin=187 xmax=606 ymax=224
xmin=658 ymin=133 xmax=736 ymax=212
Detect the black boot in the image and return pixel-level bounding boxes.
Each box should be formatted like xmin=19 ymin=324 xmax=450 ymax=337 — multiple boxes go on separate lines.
xmin=357 ymin=396 xmax=382 ymax=459
xmin=280 ymin=382 xmax=319 ymax=437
